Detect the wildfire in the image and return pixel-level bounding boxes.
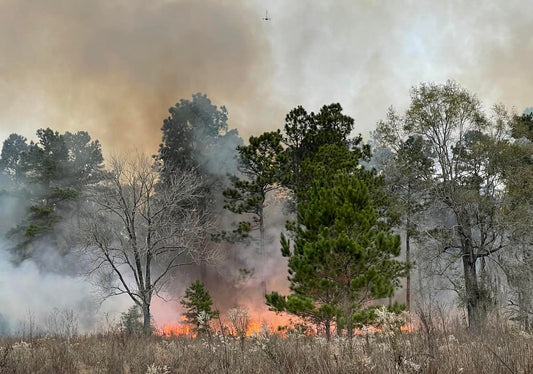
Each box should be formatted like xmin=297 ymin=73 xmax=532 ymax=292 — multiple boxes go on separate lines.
xmin=157 ymin=313 xmax=413 ymax=338
xmin=160 ymin=315 xmax=196 ymax=338
xmin=158 ymin=313 xmax=292 ymax=338
xmin=353 ymin=325 xmax=381 ymax=335
xmin=244 ymin=318 xmax=289 ymax=337
xmin=400 ymin=322 xmax=413 ymax=333
xmin=245 ymin=319 xmax=262 ymax=336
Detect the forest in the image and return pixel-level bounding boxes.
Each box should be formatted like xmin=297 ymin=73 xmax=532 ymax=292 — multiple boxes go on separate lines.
xmin=0 ymin=80 xmax=532 ymax=373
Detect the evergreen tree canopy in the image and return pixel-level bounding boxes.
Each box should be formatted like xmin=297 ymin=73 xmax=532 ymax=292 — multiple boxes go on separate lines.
xmin=223 ymin=130 xmax=285 ymax=249
xmin=0 ymin=133 xmax=29 ymax=183
xmin=157 ymin=93 xmax=242 ymax=180
xmin=266 ymin=171 xmax=408 ymax=339
xmin=180 ymin=280 xmax=219 ymax=334
xmin=0 ymin=128 xmax=103 ymax=258
xmin=511 ymin=112 xmax=533 ymax=142
xmin=371 ymin=131 xmax=434 ymax=309
xmin=120 ymin=305 xmax=145 ymax=335
xmin=281 ymin=103 xmax=370 ymax=197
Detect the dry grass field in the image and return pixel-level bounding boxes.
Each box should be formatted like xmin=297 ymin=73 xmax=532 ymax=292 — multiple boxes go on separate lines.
xmin=1 ymin=317 xmax=532 ymax=374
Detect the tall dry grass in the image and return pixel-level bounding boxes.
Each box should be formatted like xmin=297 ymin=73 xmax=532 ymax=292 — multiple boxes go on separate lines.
xmin=0 ymin=319 xmax=532 ymax=373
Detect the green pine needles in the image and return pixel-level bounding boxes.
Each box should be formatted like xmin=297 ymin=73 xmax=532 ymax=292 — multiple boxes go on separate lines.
xmin=180 ymin=281 xmax=219 ymax=335
xmin=267 ymin=171 xmax=409 ymax=340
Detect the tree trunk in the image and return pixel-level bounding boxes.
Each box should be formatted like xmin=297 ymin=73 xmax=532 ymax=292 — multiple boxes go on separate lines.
xmin=259 ymin=205 xmax=265 ymax=256
xmin=406 ymin=225 xmax=411 ymax=311
xmin=457 ymin=208 xmax=481 ymax=328
xmin=519 ymin=290 xmax=530 ymax=330
xmin=258 ymin=203 xmax=267 ymax=294
xmin=142 ymin=304 xmax=151 ymax=335
xmin=462 ymin=254 xmax=481 ymax=328
xmin=405 ymin=182 xmax=412 ymax=312
xmin=347 ymin=320 xmax=354 ymax=340
xmin=324 ymin=319 xmax=331 ymax=341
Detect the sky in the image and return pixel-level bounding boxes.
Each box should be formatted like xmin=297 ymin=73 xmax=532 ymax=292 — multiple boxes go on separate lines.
xmin=0 ymin=0 xmax=532 ymax=156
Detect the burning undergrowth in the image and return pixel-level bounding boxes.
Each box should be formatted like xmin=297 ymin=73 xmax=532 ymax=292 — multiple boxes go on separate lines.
xmin=158 ymin=310 xmax=294 ymax=339
xmin=155 ymin=305 xmax=412 ymax=340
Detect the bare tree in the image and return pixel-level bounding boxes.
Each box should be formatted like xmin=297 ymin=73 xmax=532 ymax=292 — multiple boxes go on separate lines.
xmin=80 ymin=154 xmax=217 ymax=333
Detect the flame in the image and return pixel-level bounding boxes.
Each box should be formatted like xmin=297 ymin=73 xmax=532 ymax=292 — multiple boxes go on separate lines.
xmin=156 ymin=312 xmax=418 ymax=338
xmin=246 ymin=319 xmax=262 ymax=336
xmin=158 ymin=318 xmax=275 ymax=338
xmin=400 ymin=322 xmax=413 ymax=333
xmin=244 ymin=318 xmax=289 ymax=337
xmin=160 ymin=323 xmax=195 ymax=337
xmin=159 ymin=315 xmax=196 ymax=338
xmin=158 ymin=319 xmax=412 ymax=338
xmin=353 ymin=325 xmax=381 ymax=336
xmin=157 ymin=312 xmax=294 ymax=338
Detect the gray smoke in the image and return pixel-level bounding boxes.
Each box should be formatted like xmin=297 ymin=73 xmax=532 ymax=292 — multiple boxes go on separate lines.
xmin=0 ymin=240 xmax=131 ymax=335
xmin=0 ymin=0 xmax=277 ymax=157
xmin=2 ymin=1 xmax=532 ymax=156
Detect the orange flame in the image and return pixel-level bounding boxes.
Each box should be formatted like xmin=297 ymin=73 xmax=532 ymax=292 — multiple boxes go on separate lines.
xmin=157 ymin=312 xmax=294 ymax=338
xmin=400 ymin=322 xmax=413 ymax=333
xmin=244 ymin=318 xmax=289 ymax=337
xmin=160 ymin=323 xmax=195 ymax=337
xmin=352 ymin=325 xmax=381 ymax=336
xmin=157 ymin=313 xmax=423 ymax=338
xmin=158 ymin=319 xmax=412 ymax=338
xmin=159 ymin=315 xmax=196 ymax=338
xmin=245 ymin=319 xmax=262 ymax=336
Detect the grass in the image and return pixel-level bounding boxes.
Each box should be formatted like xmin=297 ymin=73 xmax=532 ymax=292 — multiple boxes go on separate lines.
xmin=0 ymin=319 xmax=532 ymax=373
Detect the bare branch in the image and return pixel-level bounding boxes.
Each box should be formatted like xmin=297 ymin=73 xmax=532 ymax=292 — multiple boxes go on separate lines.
xmin=80 ymin=153 xmax=216 ymax=323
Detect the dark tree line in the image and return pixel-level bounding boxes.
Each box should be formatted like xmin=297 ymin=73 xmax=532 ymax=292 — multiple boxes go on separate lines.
xmin=220 ymin=103 xmax=408 ymax=339
xmin=0 ymin=129 xmax=103 ymax=260
xmin=1 ymin=84 xmax=530 ymax=335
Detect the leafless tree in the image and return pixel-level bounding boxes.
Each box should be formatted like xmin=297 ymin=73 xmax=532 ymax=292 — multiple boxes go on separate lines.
xmin=80 ymin=154 xmax=217 ymax=333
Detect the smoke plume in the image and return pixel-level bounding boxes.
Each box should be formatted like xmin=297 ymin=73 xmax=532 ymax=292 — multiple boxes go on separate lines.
xmin=1 ymin=0 xmax=531 ymax=153
xmin=0 ymin=0 xmax=276 ymax=156
xmin=0 ymin=241 xmax=131 ymax=335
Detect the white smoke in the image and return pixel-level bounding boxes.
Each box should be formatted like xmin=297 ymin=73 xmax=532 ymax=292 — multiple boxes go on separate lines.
xmin=0 ymin=241 xmax=131 ymax=335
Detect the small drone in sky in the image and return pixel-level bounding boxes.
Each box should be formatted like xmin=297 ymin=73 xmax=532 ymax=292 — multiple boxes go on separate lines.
xmin=262 ymin=9 xmax=271 ymax=21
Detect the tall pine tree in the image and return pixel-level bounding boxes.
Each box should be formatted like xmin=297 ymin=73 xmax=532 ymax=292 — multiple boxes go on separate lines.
xmin=266 ymin=171 xmax=408 ymax=339
xmin=223 ymin=130 xmax=285 ymax=253
xmin=1 ymin=129 xmax=103 ymax=259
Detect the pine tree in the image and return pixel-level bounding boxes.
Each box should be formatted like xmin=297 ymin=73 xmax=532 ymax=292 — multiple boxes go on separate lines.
xmin=373 ymin=128 xmax=434 ymax=310
xmin=281 ymin=103 xmax=370 ymax=199
xmin=1 ymin=128 xmax=103 ymax=259
xmin=120 ymin=305 xmax=144 ymax=335
xmin=157 ymin=93 xmax=242 ymax=182
xmin=266 ymin=171 xmax=408 ymax=339
xmin=180 ymin=281 xmax=219 ymax=335
xmin=223 ymin=130 xmax=285 ymax=253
